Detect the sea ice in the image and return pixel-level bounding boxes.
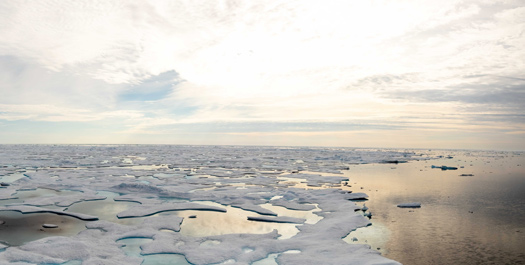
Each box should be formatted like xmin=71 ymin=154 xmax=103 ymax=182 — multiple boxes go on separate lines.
xmin=0 ymin=144 xmax=418 ymax=265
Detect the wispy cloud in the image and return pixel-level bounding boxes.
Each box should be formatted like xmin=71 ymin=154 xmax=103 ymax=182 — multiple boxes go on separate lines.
xmin=0 ymin=1 xmax=524 ymax=149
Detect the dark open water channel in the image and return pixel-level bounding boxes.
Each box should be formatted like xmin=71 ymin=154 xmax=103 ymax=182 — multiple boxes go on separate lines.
xmin=344 ymin=150 xmax=525 ymax=264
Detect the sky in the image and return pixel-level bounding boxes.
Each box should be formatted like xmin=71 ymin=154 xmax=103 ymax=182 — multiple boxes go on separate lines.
xmin=0 ymin=0 xmax=524 ymax=150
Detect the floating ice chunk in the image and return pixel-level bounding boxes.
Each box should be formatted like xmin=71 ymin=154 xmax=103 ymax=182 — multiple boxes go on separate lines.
xmin=431 ymin=165 xmax=458 ymax=170
xmin=364 ymin=212 xmax=372 ymax=219
xmin=116 ymin=202 xmax=227 ymax=218
xmin=247 ymin=216 xmax=306 ymax=224
xmin=0 ymin=206 xmax=98 ymax=221
xmin=362 ymin=204 xmax=369 ymax=212
xmin=397 ymin=203 xmax=421 ymax=208
xmin=459 ymin=174 xmax=474 ymax=176
xmin=42 ymin=223 xmax=58 ymax=228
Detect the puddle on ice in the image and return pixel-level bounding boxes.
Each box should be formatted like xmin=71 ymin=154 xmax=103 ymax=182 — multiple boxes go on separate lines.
xmin=66 ymin=191 xmax=142 ymax=225
xmin=343 ymin=221 xmax=391 ymax=254
xmin=157 ymin=203 xmax=302 ymax=239
xmin=0 ymin=211 xmax=86 ymax=246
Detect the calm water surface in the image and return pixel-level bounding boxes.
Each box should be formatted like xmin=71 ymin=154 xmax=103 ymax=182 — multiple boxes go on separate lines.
xmin=344 ymin=151 xmax=525 ymax=265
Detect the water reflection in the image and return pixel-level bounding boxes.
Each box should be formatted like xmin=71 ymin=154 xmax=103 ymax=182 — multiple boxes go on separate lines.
xmin=344 ymin=151 xmax=525 ymax=264
xmin=168 ymin=204 xmax=301 ymax=239
xmin=66 ymin=191 xmax=141 ymax=225
xmin=0 ymin=211 xmax=86 ymax=246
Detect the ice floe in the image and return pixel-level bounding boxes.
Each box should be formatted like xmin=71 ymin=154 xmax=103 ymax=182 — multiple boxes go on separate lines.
xmin=0 ymin=144 xmax=421 ymax=264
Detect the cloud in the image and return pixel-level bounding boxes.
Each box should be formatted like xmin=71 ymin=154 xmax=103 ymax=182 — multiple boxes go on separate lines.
xmin=0 ymin=103 xmax=144 ymax=122
xmin=0 ymin=1 xmax=524 ymax=149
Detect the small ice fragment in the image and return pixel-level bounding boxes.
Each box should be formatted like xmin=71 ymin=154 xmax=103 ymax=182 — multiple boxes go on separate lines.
xmin=397 ymin=203 xmax=421 ymax=208
xmin=188 ymin=215 xmax=197 ymax=218
xmin=362 ymin=204 xmax=368 ymax=212
xmin=459 ymin=174 xmax=474 ymax=176
xmin=364 ymin=212 xmax=372 ymax=219
xmin=351 ymin=237 xmax=358 ymax=242
xmin=42 ymin=224 xmax=58 ymax=228
xmin=431 ymin=165 xmax=458 ymax=170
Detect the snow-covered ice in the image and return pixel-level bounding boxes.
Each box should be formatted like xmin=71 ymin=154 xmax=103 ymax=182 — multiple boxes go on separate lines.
xmin=0 ymin=145 xmax=423 ymax=264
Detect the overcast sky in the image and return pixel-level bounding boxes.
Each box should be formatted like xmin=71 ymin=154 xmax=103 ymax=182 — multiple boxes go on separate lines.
xmin=1 ymin=0 xmax=524 ymax=150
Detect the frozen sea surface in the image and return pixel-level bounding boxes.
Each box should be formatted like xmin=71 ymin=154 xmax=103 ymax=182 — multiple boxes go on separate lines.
xmin=0 ymin=145 xmax=418 ymax=265
xmin=1 ymin=145 xmax=521 ymax=264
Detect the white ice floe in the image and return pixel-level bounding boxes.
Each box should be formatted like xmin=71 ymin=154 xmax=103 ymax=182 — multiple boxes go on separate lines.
xmin=0 ymin=144 xmax=418 ymax=265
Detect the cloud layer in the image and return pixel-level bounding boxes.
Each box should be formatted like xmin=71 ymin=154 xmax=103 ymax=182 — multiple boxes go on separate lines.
xmin=1 ymin=0 xmax=524 ymax=149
